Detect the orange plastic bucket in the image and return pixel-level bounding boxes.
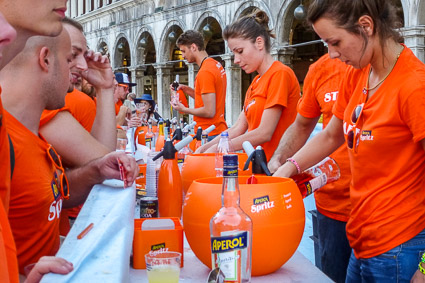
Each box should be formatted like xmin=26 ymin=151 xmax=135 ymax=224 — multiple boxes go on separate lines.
xmin=182 ymin=176 xmax=305 ymax=276
xmin=181 ymin=153 xmax=252 ymax=194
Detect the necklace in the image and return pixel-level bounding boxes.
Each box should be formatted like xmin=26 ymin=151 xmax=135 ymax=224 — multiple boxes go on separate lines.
xmin=199 ymin=56 xmax=208 ymax=68
xmin=363 ymin=46 xmax=404 ymax=94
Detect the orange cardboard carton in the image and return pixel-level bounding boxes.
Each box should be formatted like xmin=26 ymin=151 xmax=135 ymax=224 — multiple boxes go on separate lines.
xmin=133 ymin=217 xmax=184 ymax=269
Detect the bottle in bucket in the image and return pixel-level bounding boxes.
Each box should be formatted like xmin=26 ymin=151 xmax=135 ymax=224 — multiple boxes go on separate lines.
xmin=140 ymin=153 xmax=159 ymax=218
xmin=215 ymin=132 xmax=234 ymax=177
xmin=210 ymin=154 xmax=252 ymax=282
xmin=291 ymin=157 xmax=340 ymax=198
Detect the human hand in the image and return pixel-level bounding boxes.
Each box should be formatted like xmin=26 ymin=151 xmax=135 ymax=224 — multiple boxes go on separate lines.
xmin=411 ymin=269 xmax=425 ymax=282
xmin=24 ymin=256 xmax=73 ymax=283
xmin=171 ymin=100 xmax=185 ymax=112
xmin=272 ymin=162 xmax=297 ymax=178
xmin=95 ymin=151 xmax=138 ymax=186
xmin=204 ymin=144 xmax=217 ymax=153
xmin=126 ymin=116 xmax=142 ymax=128
xmin=267 ymin=155 xmax=283 ymax=174
xmin=82 ymin=50 xmax=114 ymax=90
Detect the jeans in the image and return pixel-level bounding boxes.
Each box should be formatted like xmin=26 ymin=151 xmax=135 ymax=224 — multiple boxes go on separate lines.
xmin=346 ymin=228 xmax=425 ymax=283
xmin=208 ymin=135 xmax=218 ymax=142
xmin=317 ymin=210 xmax=352 ymax=283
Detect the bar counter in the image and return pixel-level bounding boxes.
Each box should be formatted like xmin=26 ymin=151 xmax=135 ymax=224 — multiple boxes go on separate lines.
xmin=41 ymin=181 xmax=332 ymax=282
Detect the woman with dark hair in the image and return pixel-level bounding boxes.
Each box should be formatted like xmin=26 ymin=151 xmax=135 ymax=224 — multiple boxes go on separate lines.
xmin=197 ymin=9 xmax=300 ymax=160
xmin=273 ymin=0 xmax=425 ymax=281
xmin=134 ymin=94 xmax=161 ymax=124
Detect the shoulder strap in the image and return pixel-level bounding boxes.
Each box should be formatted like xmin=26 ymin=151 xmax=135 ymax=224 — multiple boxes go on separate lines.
xmin=8 ymin=134 xmax=14 ymax=178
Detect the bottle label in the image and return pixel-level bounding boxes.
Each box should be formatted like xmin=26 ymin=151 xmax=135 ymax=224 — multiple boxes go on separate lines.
xmin=223 ymin=155 xmax=238 ymax=177
xmin=145 ymin=137 xmax=152 ymax=149
xmin=305 ymin=174 xmax=327 ymax=195
xmin=211 ymin=231 xmax=248 ymax=281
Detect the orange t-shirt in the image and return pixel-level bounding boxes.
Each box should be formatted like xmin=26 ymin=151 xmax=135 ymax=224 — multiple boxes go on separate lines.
xmin=63 ymin=88 xmax=96 ymax=132
xmin=0 ymin=94 xmax=11 ymax=210
xmin=40 ymin=89 xmax=96 ymax=129
xmin=0 ymin=94 xmax=19 ymax=282
xmin=298 ymin=54 xmax=352 ymax=222
xmin=194 ymin=58 xmax=227 ymax=136
xmin=334 ymin=45 xmax=425 ymax=258
xmin=5 ymin=111 xmax=63 ymax=273
xmin=115 ymin=99 xmax=123 ymax=116
xmin=244 ymin=61 xmax=300 ymax=160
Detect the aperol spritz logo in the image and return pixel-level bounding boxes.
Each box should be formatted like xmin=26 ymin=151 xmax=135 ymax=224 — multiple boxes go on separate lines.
xmin=251 ymin=195 xmax=275 ymax=213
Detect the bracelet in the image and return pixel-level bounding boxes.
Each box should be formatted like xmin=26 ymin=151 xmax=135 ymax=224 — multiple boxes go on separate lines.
xmin=419 ymin=261 xmax=425 ymax=275
xmin=286 ymin=158 xmax=301 ymax=174
xmin=422 ymin=252 xmax=425 ymax=263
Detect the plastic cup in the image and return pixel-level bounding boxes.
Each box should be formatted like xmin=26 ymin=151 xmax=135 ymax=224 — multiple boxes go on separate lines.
xmin=116 ymin=138 xmax=127 ymax=151
xmin=145 ymin=251 xmax=181 ymax=283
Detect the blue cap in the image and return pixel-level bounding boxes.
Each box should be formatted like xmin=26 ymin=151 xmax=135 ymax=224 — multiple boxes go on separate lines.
xmin=115 ymin=72 xmax=136 ymax=86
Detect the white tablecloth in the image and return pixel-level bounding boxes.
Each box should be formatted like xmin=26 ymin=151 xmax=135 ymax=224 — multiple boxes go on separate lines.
xmin=41 ymin=180 xmax=135 ymax=283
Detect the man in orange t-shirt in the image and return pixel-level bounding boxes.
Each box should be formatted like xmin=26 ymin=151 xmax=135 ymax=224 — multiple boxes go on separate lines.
xmin=172 ymin=30 xmax=227 ymax=139
xmin=40 ymin=18 xmax=116 ymax=169
xmin=1 ymin=23 xmax=138 ymax=275
xmin=268 ymin=54 xmax=352 ymax=282
xmin=0 ymin=2 xmax=78 ymax=282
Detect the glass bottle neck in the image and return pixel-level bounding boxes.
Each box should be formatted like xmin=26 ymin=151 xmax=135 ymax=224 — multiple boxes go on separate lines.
xmin=222 ymin=176 xmax=240 ymax=207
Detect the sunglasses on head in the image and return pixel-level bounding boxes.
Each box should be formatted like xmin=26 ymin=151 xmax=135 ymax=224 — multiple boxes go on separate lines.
xmin=47 ymin=145 xmax=70 ymax=200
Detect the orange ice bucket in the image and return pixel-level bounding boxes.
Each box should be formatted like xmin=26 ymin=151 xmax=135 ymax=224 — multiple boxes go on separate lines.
xmin=183 ymin=176 xmax=305 ymax=276
xmin=181 ymin=153 xmax=251 ymax=194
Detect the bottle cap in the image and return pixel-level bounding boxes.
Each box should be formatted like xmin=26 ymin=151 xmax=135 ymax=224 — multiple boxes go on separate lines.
xmin=195 ymin=126 xmax=203 ymax=140
xmin=223 ymin=154 xmax=238 ymax=177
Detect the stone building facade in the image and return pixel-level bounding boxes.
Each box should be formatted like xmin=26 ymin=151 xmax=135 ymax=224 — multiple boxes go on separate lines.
xmin=68 ymin=0 xmax=425 ymax=124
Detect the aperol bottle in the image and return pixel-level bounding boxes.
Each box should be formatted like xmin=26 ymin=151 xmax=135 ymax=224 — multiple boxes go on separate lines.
xmin=210 ymin=154 xmax=252 ymax=283
xmin=291 ymin=157 xmax=340 ymax=198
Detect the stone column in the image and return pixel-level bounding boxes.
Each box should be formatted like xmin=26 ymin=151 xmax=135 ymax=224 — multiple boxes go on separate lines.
xmin=77 ymin=0 xmax=84 ymax=16
xmin=402 ymin=26 xmax=425 ymax=63
xmin=186 ymin=62 xmax=199 ymax=123
xmin=86 ymin=0 xmax=92 ymax=12
xmin=222 ymin=54 xmax=242 ymax=127
xmin=271 ymin=47 xmax=296 ymax=69
xmin=128 ymin=67 xmax=136 ymax=95
xmin=135 ymin=67 xmax=146 ymax=97
xmin=71 ymin=0 xmax=78 ymax=18
xmin=154 ymin=64 xmax=173 ymax=119
xmin=94 ymin=0 xmax=100 ymax=9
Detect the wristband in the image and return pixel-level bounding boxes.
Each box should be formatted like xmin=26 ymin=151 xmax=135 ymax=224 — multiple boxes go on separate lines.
xmin=419 ymin=262 xmax=425 ymax=275
xmin=422 ymin=252 xmax=425 ymax=263
xmin=286 ymin=158 xmax=301 ymax=174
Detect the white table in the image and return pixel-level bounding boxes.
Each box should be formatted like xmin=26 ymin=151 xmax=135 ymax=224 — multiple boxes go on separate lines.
xmin=41 ymin=181 xmax=332 ymax=283
xmin=130 ymin=238 xmax=333 ymax=282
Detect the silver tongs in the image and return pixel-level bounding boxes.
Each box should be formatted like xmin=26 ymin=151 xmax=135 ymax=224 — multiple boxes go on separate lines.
xmin=207 ymin=267 xmax=225 ymax=283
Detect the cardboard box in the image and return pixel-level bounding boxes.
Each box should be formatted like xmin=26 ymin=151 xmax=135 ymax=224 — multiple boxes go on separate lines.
xmin=133 ymin=217 xmax=184 ymax=269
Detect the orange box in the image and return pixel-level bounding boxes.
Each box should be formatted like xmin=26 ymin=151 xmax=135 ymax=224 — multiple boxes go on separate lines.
xmin=133 ymin=217 xmax=184 ymax=269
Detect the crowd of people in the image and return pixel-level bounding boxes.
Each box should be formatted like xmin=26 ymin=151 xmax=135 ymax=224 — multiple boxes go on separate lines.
xmin=0 ymin=0 xmax=424 ymax=282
